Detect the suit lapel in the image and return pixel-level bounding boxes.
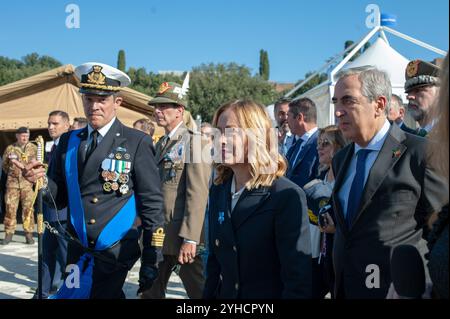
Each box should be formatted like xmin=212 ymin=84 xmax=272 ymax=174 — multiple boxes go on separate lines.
xmin=332 ymin=144 xmax=354 ymax=232
xmin=351 ymin=125 xmax=406 ymax=227
xmin=291 ymin=130 xmax=318 ymax=171
xmin=231 ymin=186 xmax=270 ymax=230
xmin=214 ymin=179 xmax=235 ymax=244
xmin=77 ymin=128 xmax=88 ymax=176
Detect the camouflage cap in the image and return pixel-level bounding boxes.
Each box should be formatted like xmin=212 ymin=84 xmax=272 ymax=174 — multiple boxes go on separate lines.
xmin=149 ymin=82 xmax=188 ymax=108
xmin=405 ymin=59 xmax=441 ymax=93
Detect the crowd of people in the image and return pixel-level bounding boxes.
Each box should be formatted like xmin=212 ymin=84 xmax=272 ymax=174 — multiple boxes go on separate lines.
xmin=0 ymin=54 xmax=448 ymax=299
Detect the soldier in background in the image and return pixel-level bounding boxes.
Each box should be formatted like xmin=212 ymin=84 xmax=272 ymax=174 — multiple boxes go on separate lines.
xmin=405 ymin=59 xmax=441 ymax=137
xmin=1 ymin=127 xmax=37 ymax=245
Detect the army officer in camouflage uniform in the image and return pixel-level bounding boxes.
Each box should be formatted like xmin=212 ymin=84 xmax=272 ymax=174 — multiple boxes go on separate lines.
xmin=1 ymin=127 xmax=37 ymax=245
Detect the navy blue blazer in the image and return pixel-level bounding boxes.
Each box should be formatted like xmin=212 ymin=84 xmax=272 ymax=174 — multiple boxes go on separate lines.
xmin=203 ymin=176 xmax=312 ymax=299
xmin=286 ymin=130 xmax=320 ymax=188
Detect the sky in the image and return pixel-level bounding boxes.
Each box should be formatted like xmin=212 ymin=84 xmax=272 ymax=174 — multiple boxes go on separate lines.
xmin=0 ymin=0 xmax=448 ymax=83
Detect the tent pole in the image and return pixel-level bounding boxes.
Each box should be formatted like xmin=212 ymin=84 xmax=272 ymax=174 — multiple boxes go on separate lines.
xmin=379 ymin=29 xmax=390 ymax=45
xmin=330 ymin=26 xmax=380 ymax=81
xmin=283 ymin=42 xmax=360 ymax=98
xmin=382 ymin=26 xmax=446 ymax=56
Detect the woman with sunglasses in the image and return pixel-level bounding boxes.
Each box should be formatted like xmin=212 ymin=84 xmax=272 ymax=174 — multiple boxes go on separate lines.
xmin=304 ymin=125 xmax=347 ymax=298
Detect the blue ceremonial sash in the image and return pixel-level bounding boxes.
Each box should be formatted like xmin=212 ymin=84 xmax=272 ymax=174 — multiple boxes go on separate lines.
xmin=50 ymin=130 xmax=136 ymax=299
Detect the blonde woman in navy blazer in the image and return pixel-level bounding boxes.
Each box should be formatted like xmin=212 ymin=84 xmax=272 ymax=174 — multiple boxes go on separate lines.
xmin=203 ymin=99 xmax=312 ymax=299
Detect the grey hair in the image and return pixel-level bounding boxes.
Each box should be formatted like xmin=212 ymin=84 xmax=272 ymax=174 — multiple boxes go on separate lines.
xmin=387 ymin=94 xmax=404 ymax=113
xmin=335 ymin=65 xmax=392 ymax=114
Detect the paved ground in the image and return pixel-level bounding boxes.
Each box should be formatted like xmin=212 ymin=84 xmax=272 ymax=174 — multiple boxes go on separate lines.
xmin=0 ymin=224 xmax=187 ymax=299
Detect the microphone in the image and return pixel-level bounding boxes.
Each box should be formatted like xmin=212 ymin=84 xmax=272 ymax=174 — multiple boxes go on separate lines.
xmin=390 ymin=244 xmax=426 ymax=299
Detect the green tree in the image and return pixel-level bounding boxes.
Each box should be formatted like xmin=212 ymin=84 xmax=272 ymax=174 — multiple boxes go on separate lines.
xmin=117 ymin=50 xmax=126 ymax=71
xmin=344 ymin=40 xmax=361 ymax=61
xmin=284 ymin=71 xmax=328 ymax=97
xmin=189 ymin=63 xmax=279 ymax=122
xmin=259 ymin=49 xmax=270 ymax=81
xmin=343 ymin=40 xmax=371 ymax=62
xmin=128 ymin=67 xmax=182 ymax=97
xmin=0 ymin=53 xmax=62 ymax=85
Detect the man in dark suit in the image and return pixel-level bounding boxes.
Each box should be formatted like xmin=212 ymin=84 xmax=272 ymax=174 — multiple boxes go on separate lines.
xmin=331 ymin=66 xmax=448 ymax=299
xmin=34 ymin=110 xmax=71 ymax=299
xmin=387 ymin=94 xmax=417 ymax=134
xmin=17 ymin=62 xmax=165 ymax=299
xmin=286 ymin=98 xmax=320 ymax=188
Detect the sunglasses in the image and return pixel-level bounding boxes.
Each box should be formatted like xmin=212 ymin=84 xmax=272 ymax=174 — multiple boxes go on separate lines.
xmin=317 ymin=139 xmax=332 ymax=148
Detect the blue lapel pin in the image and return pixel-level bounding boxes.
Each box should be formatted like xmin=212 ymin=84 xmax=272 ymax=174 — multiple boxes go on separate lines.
xmin=218 ymin=211 xmax=225 ymax=225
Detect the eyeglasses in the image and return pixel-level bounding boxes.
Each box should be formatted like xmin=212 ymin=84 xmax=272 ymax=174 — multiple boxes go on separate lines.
xmin=317 ymin=139 xmax=332 ymax=148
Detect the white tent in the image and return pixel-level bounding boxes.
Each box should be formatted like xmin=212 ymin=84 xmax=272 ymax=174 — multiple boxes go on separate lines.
xmin=281 ymin=25 xmax=446 ymax=128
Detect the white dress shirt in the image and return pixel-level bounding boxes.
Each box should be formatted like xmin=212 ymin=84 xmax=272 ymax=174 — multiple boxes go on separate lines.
xmin=87 ymin=116 xmax=116 ymax=148
xmin=167 ymin=121 xmax=184 ymax=139
xmin=338 ymin=120 xmax=390 ymax=218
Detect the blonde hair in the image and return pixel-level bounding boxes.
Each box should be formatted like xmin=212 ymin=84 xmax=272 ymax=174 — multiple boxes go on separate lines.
xmin=428 ymin=53 xmax=449 ymax=183
xmin=212 ymin=99 xmax=287 ymax=189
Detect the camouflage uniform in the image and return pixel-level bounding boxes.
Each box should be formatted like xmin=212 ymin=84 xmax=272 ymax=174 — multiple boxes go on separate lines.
xmin=2 ymin=142 xmax=37 ymax=234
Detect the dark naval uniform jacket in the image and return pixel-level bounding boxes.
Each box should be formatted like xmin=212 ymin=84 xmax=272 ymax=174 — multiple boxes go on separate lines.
xmin=203 ymin=176 xmax=312 ymax=299
xmin=45 ymin=119 xmax=164 ymax=289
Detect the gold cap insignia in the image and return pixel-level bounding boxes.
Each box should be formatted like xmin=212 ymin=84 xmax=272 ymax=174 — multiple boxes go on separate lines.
xmin=87 ymin=65 xmax=106 ymax=85
xmin=406 ymin=60 xmax=420 ymax=78
xmin=158 ymin=82 xmax=172 ymax=94
xmin=151 ymin=227 xmax=165 ymax=247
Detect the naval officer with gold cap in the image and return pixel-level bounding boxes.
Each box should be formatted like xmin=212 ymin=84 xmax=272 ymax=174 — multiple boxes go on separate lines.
xmin=16 ymin=62 xmax=165 ymax=298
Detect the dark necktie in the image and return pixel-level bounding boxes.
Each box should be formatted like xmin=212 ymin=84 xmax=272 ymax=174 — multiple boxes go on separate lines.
xmin=346 ymin=149 xmax=371 ymax=228
xmin=287 ymin=138 xmax=303 ymax=169
xmin=160 ymin=135 xmax=169 ymax=150
xmin=85 ymin=130 xmax=98 ymax=162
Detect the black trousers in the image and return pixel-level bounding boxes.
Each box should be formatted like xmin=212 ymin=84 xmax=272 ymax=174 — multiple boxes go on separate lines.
xmin=66 ymin=237 xmax=140 ymax=299
xmin=42 ymin=221 xmax=68 ymax=297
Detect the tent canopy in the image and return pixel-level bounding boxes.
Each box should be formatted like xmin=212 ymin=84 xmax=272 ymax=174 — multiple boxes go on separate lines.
xmin=286 ymin=24 xmax=446 ymax=128
xmin=341 ymin=37 xmax=410 ymax=88
xmin=298 ymin=37 xmax=411 ymax=127
xmin=0 ymin=64 xmax=160 ymax=131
